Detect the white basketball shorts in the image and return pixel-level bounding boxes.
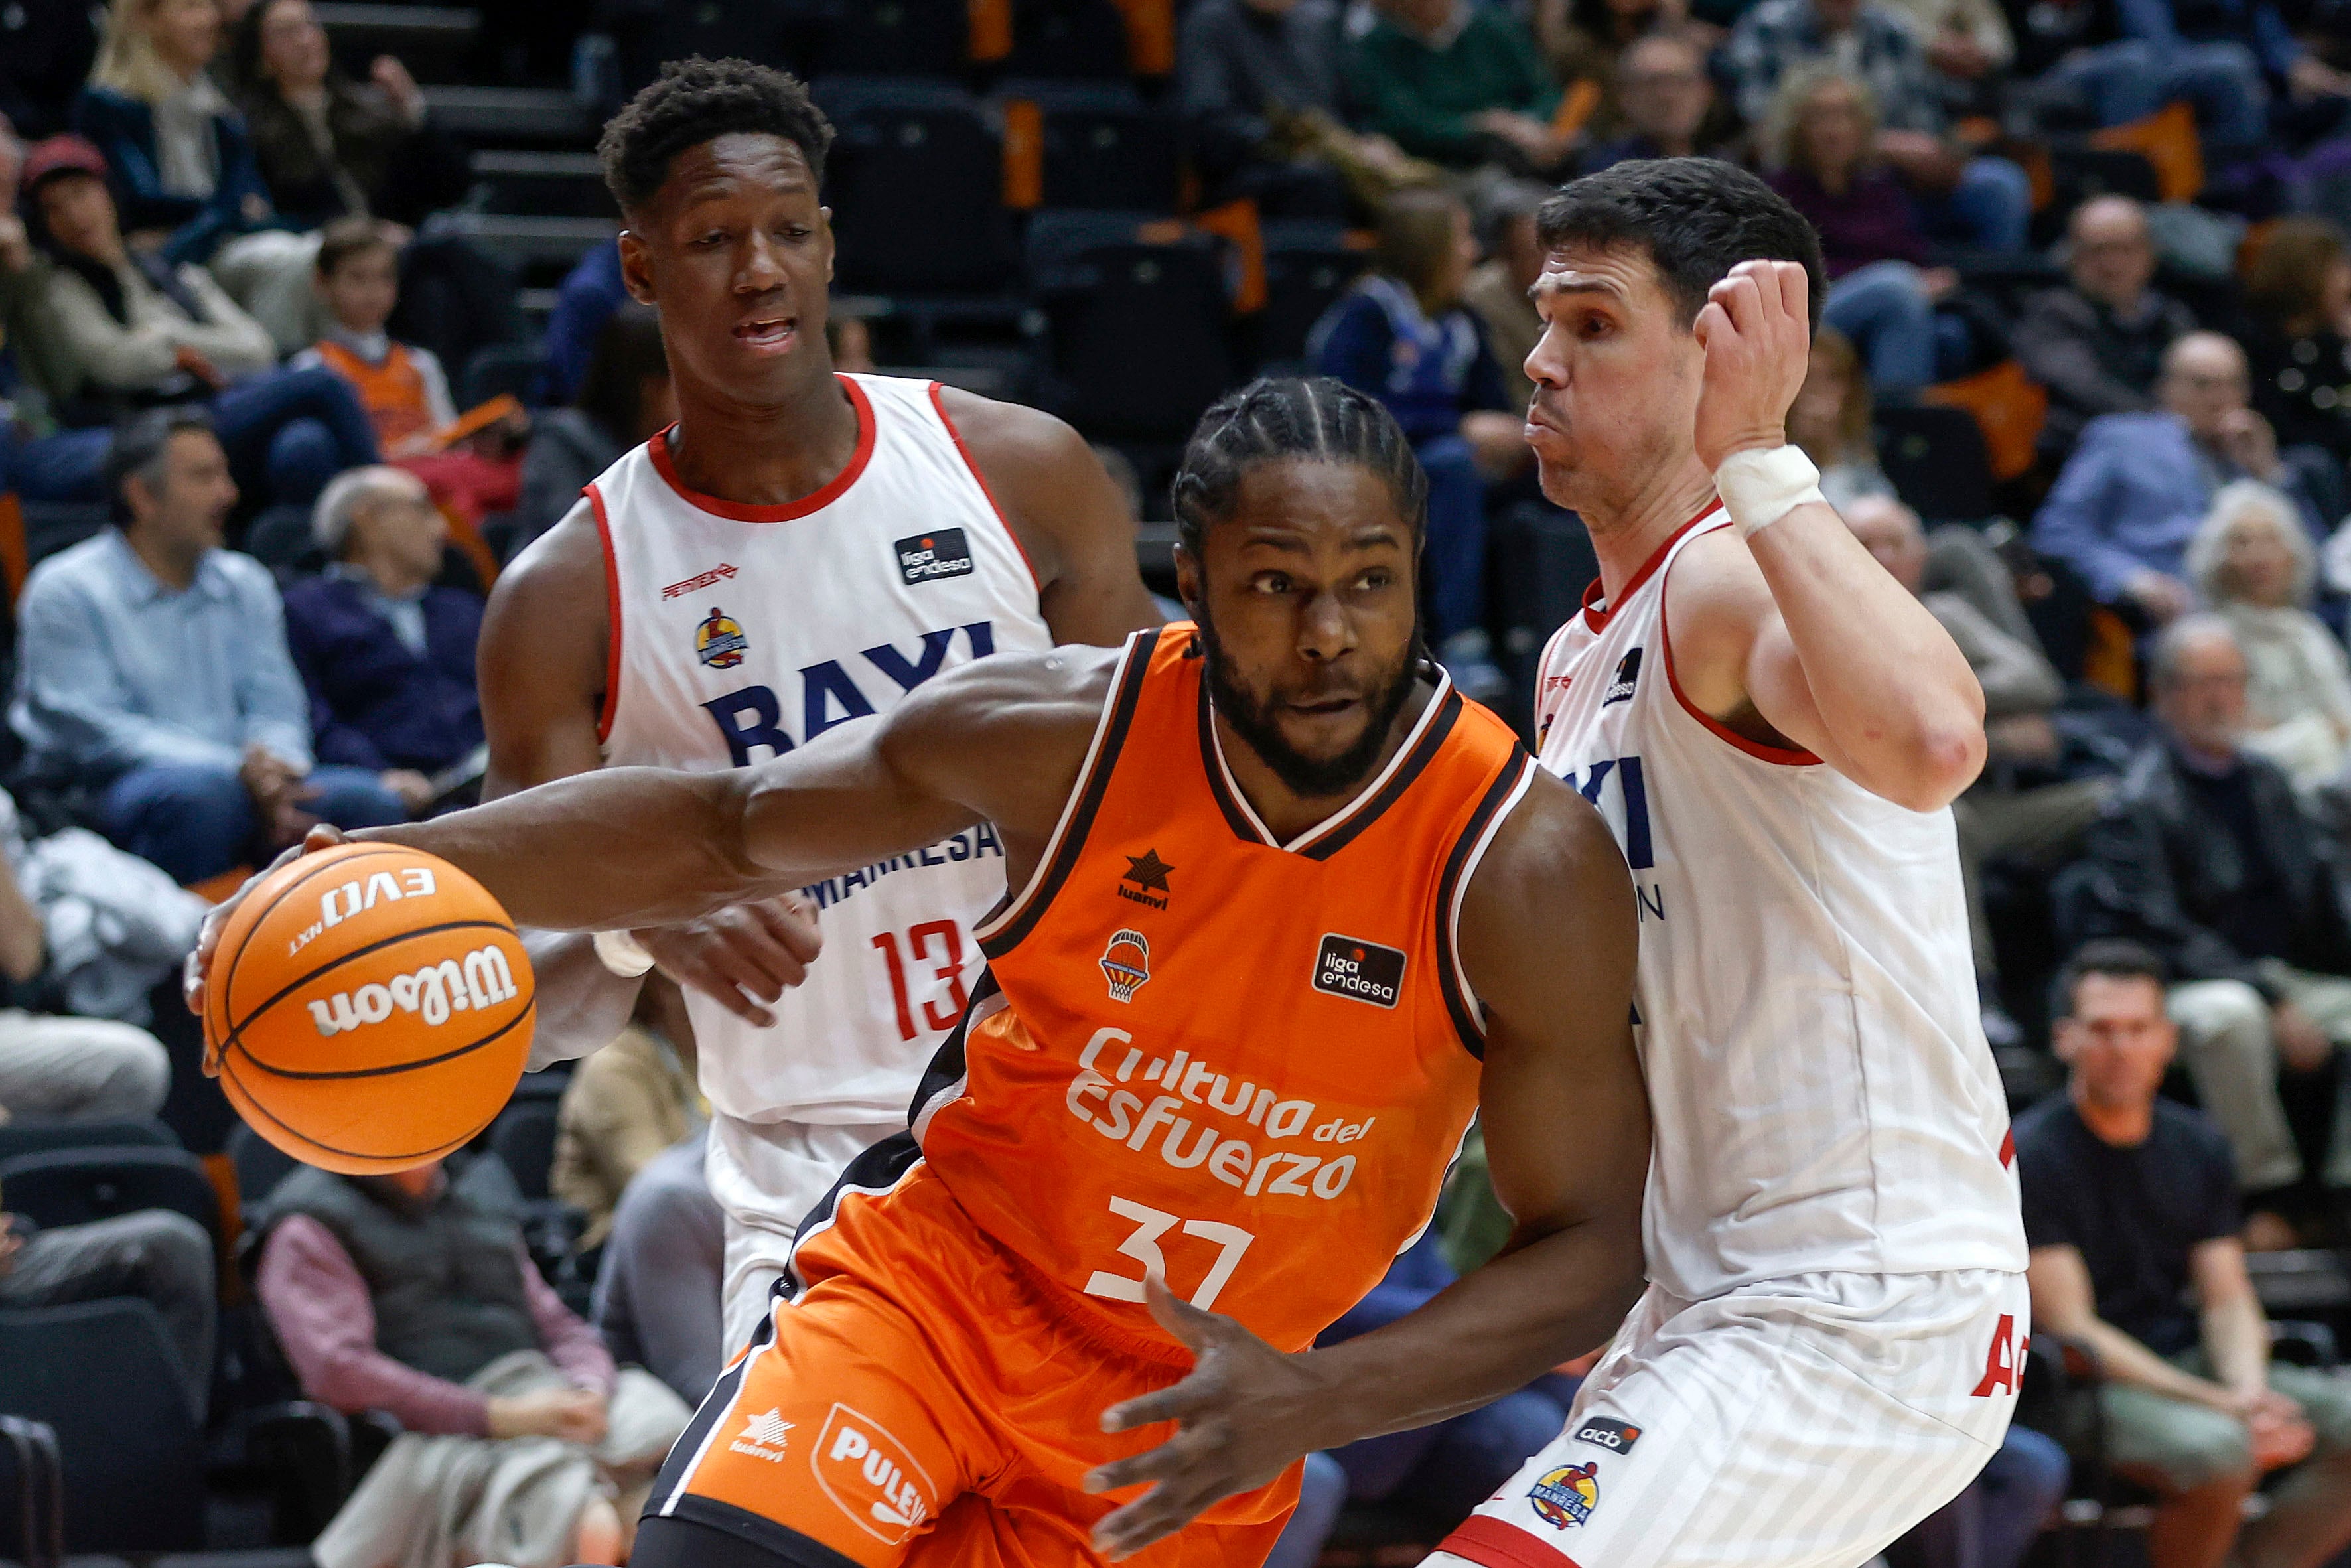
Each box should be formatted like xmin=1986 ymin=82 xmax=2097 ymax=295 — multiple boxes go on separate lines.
xmin=1431 ymin=1268 xmax=2030 ymax=1568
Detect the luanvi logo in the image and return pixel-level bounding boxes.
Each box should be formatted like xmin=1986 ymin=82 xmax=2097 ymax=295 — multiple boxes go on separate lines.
xmin=1313 ymin=935 xmax=1405 ymax=1008
xmin=1602 ymin=647 xmax=1643 ymax=706
xmin=895 ymin=529 xmax=975 ymax=585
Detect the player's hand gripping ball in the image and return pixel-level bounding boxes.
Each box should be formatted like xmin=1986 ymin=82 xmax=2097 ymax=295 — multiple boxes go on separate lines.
xmin=198 ymin=841 xmax=534 ymax=1173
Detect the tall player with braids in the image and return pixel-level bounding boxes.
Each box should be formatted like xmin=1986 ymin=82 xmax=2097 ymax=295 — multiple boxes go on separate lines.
xmin=193 ymin=378 xmax=1653 ymax=1567
xmin=1408 ymin=160 xmax=2028 ymax=1568
xmin=481 ymin=59 xmax=1161 ymax=1352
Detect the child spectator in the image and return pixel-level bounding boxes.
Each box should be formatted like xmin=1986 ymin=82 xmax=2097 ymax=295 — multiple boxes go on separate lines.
xmin=292 ymin=218 xmax=453 ymax=454
xmin=293 ymin=218 xmax=522 ymax=529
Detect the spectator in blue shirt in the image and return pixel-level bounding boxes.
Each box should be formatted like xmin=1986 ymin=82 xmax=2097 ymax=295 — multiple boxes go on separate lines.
xmin=2034 ymin=332 xmax=2324 ymax=625
xmin=9 ymin=409 xmax=405 ymax=883
xmin=537 ymin=239 xmax=626 ymax=407
xmin=1312 ymin=186 xmax=1525 ymax=699
xmin=281 ymin=466 xmax=484 ymax=817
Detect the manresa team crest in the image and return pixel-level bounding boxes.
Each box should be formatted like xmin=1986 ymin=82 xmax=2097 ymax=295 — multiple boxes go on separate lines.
xmin=1529 ymin=1461 xmax=1601 ymax=1530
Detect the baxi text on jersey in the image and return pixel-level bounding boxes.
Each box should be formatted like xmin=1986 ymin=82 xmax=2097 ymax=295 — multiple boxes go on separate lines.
xmin=1062 ymin=1027 xmax=1376 ymax=1202
xmin=699 ymin=622 xmax=999 ymax=767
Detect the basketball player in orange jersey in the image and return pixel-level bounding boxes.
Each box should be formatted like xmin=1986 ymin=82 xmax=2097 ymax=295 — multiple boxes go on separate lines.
xmin=482 ymin=59 xmax=1161 ymax=1350
xmin=192 ymin=378 xmax=1652 ymax=1567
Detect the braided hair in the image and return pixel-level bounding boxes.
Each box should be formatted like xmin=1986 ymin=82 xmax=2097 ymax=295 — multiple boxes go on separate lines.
xmin=1169 ymin=378 xmax=1429 ymax=560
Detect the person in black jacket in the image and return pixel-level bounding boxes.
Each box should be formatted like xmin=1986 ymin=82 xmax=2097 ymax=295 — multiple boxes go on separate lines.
xmin=228 ymin=0 xmax=469 ymax=230
xmin=2017 ymin=196 xmax=2199 ymax=461
xmin=2066 ymin=614 xmax=2351 ymax=1234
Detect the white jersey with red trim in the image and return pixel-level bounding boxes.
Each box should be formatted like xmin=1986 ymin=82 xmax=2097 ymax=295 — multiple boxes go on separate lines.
xmin=585 ymin=373 xmax=1051 ymax=1133
xmin=1532 ymin=507 xmax=2024 ymax=1302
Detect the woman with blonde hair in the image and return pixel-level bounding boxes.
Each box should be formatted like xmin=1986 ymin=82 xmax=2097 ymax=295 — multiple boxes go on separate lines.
xmin=1762 ymin=68 xmax=1957 ymax=397
xmin=72 ymin=0 xmax=283 ymax=267
xmin=2187 ymin=478 xmax=2351 ymax=792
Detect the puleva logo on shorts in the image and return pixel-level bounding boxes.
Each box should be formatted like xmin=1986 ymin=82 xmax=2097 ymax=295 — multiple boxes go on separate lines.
xmin=895 ymin=528 xmax=975 ymax=585
xmin=1100 ymin=929 xmax=1151 ymax=1002
xmin=813 ymin=1405 xmax=934 ymax=1545
xmin=1573 ymin=1416 xmax=1641 ymax=1455
xmin=1313 ymin=935 xmax=1405 ymax=1008
xmin=1528 ymin=1461 xmax=1600 ymax=1530
xmin=696 ymin=606 xmax=748 ymax=669
xmin=728 ymin=1409 xmax=794 ymax=1463
xmin=1603 ymin=648 xmax=1643 ymax=706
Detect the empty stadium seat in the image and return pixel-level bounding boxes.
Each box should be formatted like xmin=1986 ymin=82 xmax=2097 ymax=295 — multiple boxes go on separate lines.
xmin=1003 ymin=0 xmax=1131 ymax=79
xmin=0 ymin=1119 xmax=178 ymax=1165
xmin=814 ymin=79 xmax=1018 ymax=295
xmin=224 ymin=1125 xmax=298 ymax=1217
xmin=1257 ymin=220 xmax=1372 ymax=371
xmin=0 ymin=1301 xmax=206 ymax=1552
xmin=806 ymin=0 xmax=971 ymax=79
xmin=995 ymin=81 xmax=1180 ymax=212
xmin=0 ymin=1413 xmax=62 ymax=1568
xmin=1028 ymin=212 xmax=1236 ymax=441
xmin=489 ymin=1100 xmax=561 ymax=1203
xmin=1874 ymin=405 xmax=1997 ymax=523
xmin=0 ymin=1148 xmax=222 ymax=1246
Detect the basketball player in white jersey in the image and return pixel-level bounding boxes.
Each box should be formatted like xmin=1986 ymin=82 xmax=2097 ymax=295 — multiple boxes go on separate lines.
xmin=1056 ymin=160 xmax=2028 ymax=1568
xmin=1424 ymin=159 xmax=2029 ymax=1568
xmin=481 ymin=58 xmax=1159 ymax=1352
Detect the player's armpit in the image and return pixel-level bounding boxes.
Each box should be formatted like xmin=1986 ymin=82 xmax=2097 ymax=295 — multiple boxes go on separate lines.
xmin=1289 ymin=773 xmax=1651 ymax=1444
xmin=477 ymin=502 xmax=611 ymax=799
xmin=936 ymin=386 xmax=1163 ymax=646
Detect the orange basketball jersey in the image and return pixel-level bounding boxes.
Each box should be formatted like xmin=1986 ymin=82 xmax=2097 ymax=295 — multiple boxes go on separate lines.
xmin=900 ymin=622 xmax=1536 ymax=1356
xmin=311 ymin=337 xmax=435 ymax=448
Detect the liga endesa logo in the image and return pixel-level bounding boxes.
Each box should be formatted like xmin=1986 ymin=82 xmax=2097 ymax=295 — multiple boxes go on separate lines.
xmin=812 ymin=1405 xmax=936 ymax=1545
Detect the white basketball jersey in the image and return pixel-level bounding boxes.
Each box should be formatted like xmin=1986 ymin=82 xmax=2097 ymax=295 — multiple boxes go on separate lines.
xmin=588 ymin=374 xmax=1051 ymax=1129
xmin=1534 ymin=506 xmax=2025 ymax=1301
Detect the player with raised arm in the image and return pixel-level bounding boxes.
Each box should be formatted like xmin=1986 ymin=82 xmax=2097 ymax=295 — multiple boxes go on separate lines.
xmin=1410 ymin=159 xmax=2027 ymax=1568
xmin=192 ymin=378 xmax=1650 ymax=1567
xmin=486 ymin=58 xmax=1161 ymax=1349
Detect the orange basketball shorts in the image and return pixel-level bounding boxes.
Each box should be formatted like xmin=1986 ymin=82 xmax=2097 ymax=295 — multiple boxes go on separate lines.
xmin=632 ymin=1137 xmax=1302 ymax=1568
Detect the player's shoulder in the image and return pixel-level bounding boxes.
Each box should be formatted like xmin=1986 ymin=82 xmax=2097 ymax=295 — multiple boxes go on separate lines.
xmin=1460 ymin=760 xmax=1632 ymax=919
xmin=930 ymin=382 xmax=1087 ymax=459
xmin=879 ymin=638 xmax=1137 ymax=799
xmin=482 ymin=498 xmax=607 ymax=652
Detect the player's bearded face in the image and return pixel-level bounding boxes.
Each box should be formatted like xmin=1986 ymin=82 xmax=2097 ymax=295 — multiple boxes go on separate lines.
xmin=1196 ymin=596 xmax=1425 ymax=800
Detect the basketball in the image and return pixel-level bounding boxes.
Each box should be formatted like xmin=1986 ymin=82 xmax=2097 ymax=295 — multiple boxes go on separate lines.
xmin=200 ymin=842 xmax=535 ymax=1175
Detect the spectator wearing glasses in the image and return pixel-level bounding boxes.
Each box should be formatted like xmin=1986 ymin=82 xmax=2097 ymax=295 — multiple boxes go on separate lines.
xmin=2018 ymin=196 xmax=2200 ymax=459
xmin=1579 ymin=31 xmax=1720 ymax=171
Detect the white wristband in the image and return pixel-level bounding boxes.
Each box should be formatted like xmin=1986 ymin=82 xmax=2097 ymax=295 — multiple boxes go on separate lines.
xmin=592 ymin=928 xmax=655 ymax=977
xmin=1714 ymin=445 xmax=1827 ymax=540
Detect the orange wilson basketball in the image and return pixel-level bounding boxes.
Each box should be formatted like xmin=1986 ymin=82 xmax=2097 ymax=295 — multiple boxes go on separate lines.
xmin=202 ymin=841 xmax=535 ymax=1174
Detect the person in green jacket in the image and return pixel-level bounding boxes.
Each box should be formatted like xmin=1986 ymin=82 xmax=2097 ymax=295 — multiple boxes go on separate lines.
xmin=1345 ymin=0 xmax=1575 ymax=173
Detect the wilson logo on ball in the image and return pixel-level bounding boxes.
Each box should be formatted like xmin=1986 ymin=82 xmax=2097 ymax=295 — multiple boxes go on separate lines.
xmin=307 ymin=945 xmax=520 ymax=1036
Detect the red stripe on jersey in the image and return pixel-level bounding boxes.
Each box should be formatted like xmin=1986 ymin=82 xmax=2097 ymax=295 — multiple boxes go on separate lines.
xmin=586 ymin=482 xmax=622 ymax=745
xmin=2000 ymin=1127 xmax=2015 ymax=1168
xmin=1441 ymin=1514 xmax=1586 ymax=1568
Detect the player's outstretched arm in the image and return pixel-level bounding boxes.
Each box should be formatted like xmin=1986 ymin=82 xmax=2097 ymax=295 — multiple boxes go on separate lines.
xmin=1678 ymin=260 xmax=1987 ymax=812
xmin=194 ymin=650 xmax=1111 ymax=978
xmin=1082 ymin=773 xmax=1648 ymax=1559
